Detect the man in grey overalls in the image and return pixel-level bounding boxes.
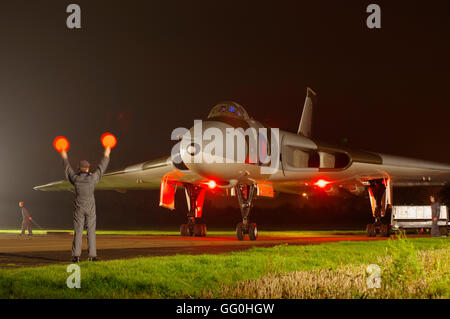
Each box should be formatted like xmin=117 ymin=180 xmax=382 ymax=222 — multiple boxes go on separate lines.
xmin=61 ymin=147 xmax=110 ymax=262
xmin=430 ymin=196 xmax=441 ymax=237
xmin=18 ymin=201 xmax=32 ymax=236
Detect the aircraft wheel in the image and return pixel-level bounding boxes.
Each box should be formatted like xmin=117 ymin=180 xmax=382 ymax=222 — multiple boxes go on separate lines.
xmin=370 ymin=224 xmax=377 ymax=237
xmin=186 ymin=225 xmax=193 ymax=236
xmin=193 ymin=224 xmax=203 ymax=237
xmin=201 ymin=224 xmax=207 ymax=237
xmin=365 ymin=224 xmax=371 ymax=237
xmin=248 ymin=223 xmax=258 ymax=241
xmin=381 ymin=224 xmax=387 ymax=237
xmin=378 ymin=224 xmax=384 ymax=236
xmin=381 ymin=224 xmax=391 ymax=237
xmin=366 ymin=224 xmax=376 ymax=237
xmin=180 ymin=224 xmax=187 ymax=236
xmin=236 ymin=223 xmax=245 ymax=241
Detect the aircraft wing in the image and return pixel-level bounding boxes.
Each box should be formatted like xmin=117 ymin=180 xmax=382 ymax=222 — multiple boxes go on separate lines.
xmin=270 ymin=151 xmax=450 ymax=196
xmin=34 ymin=156 xmax=202 ymax=192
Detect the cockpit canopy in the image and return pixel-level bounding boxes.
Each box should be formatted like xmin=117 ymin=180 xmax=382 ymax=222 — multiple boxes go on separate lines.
xmin=207 ymin=101 xmax=249 ymax=121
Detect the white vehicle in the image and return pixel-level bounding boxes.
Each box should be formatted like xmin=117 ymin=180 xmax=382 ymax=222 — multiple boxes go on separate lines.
xmin=391 ymin=205 xmax=449 ymax=235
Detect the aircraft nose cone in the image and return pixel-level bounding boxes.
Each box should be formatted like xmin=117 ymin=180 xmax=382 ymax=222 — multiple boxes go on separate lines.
xmin=179 ymin=120 xmax=243 ymax=181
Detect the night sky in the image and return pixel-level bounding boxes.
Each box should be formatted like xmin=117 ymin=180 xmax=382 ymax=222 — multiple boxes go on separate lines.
xmin=0 ymin=1 xmax=449 ymax=228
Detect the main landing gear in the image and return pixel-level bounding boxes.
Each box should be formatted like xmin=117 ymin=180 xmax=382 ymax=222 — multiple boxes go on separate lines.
xmin=366 ymin=179 xmax=392 ymax=237
xmin=180 ymin=184 xmax=207 ymax=237
xmin=235 ymin=184 xmax=258 ymax=241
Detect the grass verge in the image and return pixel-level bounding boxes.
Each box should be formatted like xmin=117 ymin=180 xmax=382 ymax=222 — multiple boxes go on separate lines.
xmin=212 ymin=244 xmax=449 ymax=298
xmin=0 ymin=236 xmax=448 ymax=298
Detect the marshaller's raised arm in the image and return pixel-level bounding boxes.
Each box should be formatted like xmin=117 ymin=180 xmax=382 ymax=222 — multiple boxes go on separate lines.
xmin=63 ymin=156 xmax=76 ymax=185
xmin=94 ymin=154 xmax=110 ymax=184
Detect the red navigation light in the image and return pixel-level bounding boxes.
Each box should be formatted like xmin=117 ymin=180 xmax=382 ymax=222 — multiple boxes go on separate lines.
xmin=315 ymin=179 xmax=331 ymax=188
xmin=208 ymin=180 xmax=217 ymax=189
xmin=53 ymin=136 xmax=70 ymax=152
xmin=101 ymin=132 xmax=117 ymax=149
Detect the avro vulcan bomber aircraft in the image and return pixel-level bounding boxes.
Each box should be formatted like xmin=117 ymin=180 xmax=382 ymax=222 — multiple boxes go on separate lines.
xmin=35 ymin=88 xmax=450 ymax=240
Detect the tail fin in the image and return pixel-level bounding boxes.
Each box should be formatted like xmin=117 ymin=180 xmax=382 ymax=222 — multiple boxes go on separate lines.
xmin=297 ymin=87 xmax=316 ymax=137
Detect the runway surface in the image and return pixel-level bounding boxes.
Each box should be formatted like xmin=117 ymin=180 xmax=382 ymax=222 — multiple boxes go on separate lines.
xmin=0 ymin=231 xmax=399 ymax=268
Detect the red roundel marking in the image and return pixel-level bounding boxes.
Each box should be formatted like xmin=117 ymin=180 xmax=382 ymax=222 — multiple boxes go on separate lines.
xmin=101 ymin=132 xmax=117 ymax=149
xmin=53 ymin=136 xmax=70 ymax=152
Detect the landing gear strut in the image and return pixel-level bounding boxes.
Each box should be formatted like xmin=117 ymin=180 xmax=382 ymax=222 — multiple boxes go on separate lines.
xmin=366 ymin=179 xmax=392 ymax=237
xmin=180 ymin=184 xmax=207 ymax=237
xmin=235 ymin=184 xmax=258 ymax=241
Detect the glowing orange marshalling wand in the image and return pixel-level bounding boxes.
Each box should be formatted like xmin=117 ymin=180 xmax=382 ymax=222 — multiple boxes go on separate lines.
xmin=53 ymin=136 xmax=70 ymax=152
xmin=101 ymin=132 xmax=117 ymax=149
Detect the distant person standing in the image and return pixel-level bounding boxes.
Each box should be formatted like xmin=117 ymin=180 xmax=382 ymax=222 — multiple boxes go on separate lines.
xmin=430 ymin=196 xmax=441 ymax=237
xmin=18 ymin=201 xmax=32 ymax=236
xmin=60 ymin=147 xmax=111 ymax=262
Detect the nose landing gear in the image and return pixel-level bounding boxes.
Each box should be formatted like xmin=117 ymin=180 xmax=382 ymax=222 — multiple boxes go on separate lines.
xmin=180 ymin=184 xmax=207 ymax=237
xmin=235 ymin=184 xmax=258 ymax=241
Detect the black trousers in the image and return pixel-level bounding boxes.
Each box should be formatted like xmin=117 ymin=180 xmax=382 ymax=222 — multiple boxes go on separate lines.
xmin=431 ymin=219 xmax=440 ymax=237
